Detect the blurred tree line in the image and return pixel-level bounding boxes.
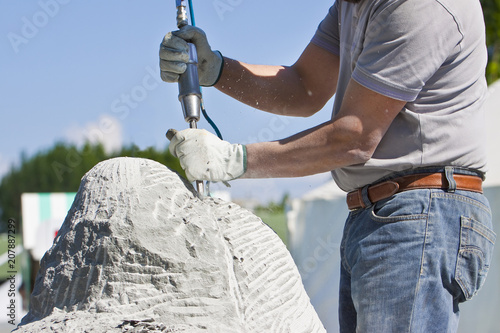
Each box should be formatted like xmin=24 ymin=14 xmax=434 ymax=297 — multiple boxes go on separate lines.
xmin=254 ymin=193 xmax=290 ymax=215
xmin=482 ymin=0 xmax=500 ymax=83
xmin=0 ymin=143 xmax=183 ymax=232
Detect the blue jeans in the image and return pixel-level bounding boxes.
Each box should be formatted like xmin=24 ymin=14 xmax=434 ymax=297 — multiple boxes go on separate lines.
xmin=339 ymin=180 xmax=496 ymax=332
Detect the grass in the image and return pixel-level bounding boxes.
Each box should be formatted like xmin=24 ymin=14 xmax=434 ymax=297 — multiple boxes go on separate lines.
xmin=254 ymin=209 xmax=288 ymax=246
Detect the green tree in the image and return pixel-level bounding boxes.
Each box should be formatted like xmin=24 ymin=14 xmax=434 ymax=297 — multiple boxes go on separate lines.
xmin=0 ymin=142 xmax=184 ymax=232
xmin=482 ymin=0 xmax=500 ymax=84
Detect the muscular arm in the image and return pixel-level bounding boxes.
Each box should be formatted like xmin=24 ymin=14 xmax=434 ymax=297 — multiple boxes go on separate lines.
xmin=214 ymin=43 xmax=339 ymax=117
xmin=242 ymin=79 xmax=407 ymax=178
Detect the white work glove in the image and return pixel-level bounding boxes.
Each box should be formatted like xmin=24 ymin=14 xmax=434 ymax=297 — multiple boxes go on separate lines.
xmin=167 ymin=128 xmax=246 ymax=182
xmin=159 ymin=26 xmax=223 ymax=87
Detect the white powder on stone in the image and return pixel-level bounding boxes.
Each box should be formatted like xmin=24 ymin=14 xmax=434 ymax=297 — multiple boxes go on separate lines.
xmin=15 ymin=157 xmax=326 ymax=333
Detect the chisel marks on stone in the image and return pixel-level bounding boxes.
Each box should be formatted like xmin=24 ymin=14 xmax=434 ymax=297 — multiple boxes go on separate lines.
xmin=16 ymin=158 xmax=325 ymax=333
xmin=212 ymin=198 xmax=323 ymax=333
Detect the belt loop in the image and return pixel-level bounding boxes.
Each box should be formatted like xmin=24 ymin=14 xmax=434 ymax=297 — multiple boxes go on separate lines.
xmin=445 ymin=166 xmax=456 ymax=193
xmin=360 ymin=185 xmax=372 ymax=208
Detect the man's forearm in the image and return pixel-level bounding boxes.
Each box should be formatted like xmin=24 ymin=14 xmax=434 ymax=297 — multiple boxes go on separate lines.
xmin=213 ymin=43 xmax=339 ymax=117
xmin=214 ymin=57 xmax=321 ymax=117
xmin=242 ymin=119 xmax=371 ymax=179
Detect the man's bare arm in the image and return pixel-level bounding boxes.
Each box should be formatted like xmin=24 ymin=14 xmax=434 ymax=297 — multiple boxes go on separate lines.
xmin=242 ymin=79 xmax=407 ymax=178
xmin=214 ymin=43 xmax=339 ymax=117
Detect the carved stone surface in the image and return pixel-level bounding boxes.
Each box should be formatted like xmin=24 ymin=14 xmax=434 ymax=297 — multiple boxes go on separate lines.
xmin=16 ymin=157 xmax=326 ymax=332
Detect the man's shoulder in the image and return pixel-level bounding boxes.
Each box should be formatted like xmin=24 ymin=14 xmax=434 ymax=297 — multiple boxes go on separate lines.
xmin=358 ymin=0 xmax=464 ymax=29
xmin=358 ymin=0 xmax=464 ymax=15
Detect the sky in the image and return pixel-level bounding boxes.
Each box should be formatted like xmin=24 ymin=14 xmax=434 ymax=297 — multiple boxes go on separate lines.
xmin=1 ymin=0 xmax=338 ymax=203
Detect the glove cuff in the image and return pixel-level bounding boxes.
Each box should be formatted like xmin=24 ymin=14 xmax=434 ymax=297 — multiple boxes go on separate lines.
xmin=242 ymin=144 xmax=247 ymax=175
xmin=201 ymin=50 xmax=224 ymax=87
xmin=211 ymin=51 xmax=225 ymax=87
xmin=227 ymin=144 xmax=247 ymax=181
xmin=233 ymin=144 xmax=247 ymax=179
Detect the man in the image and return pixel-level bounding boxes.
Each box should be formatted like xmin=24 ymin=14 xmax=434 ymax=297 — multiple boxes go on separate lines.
xmin=159 ymin=0 xmax=496 ymax=331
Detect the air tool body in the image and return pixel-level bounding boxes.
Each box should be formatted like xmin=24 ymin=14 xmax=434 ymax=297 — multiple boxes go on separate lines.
xmin=178 ymin=43 xmax=201 ymax=129
xmin=175 ymin=0 xmax=204 ymax=195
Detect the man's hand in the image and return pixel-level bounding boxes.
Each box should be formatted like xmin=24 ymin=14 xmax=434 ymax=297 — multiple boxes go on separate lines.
xmin=167 ymin=129 xmax=246 ymax=182
xmin=159 ymin=26 xmax=223 ymax=87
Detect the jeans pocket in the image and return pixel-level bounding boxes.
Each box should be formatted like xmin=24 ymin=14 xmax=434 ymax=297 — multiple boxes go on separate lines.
xmin=454 ymin=215 xmax=496 ymax=302
xmin=371 ymin=192 xmax=428 ymax=223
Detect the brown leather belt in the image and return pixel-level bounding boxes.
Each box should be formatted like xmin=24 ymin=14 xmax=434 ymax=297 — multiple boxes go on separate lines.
xmin=346 ymin=173 xmax=483 ymax=210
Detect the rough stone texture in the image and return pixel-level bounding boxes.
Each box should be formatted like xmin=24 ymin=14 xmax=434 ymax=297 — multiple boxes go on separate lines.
xmin=16 ymin=157 xmax=326 ymax=332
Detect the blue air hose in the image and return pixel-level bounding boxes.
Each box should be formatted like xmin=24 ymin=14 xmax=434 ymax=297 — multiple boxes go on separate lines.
xmin=187 ymin=0 xmax=224 ymax=140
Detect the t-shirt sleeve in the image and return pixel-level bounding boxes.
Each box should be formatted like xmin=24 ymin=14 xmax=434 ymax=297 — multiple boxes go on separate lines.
xmin=311 ymin=2 xmax=340 ymax=55
xmin=352 ymin=0 xmax=463 ymax=101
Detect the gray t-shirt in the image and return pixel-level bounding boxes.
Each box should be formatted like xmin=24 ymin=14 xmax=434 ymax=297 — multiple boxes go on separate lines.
xmin=312 ymin=0 xmax=488 ymax=192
